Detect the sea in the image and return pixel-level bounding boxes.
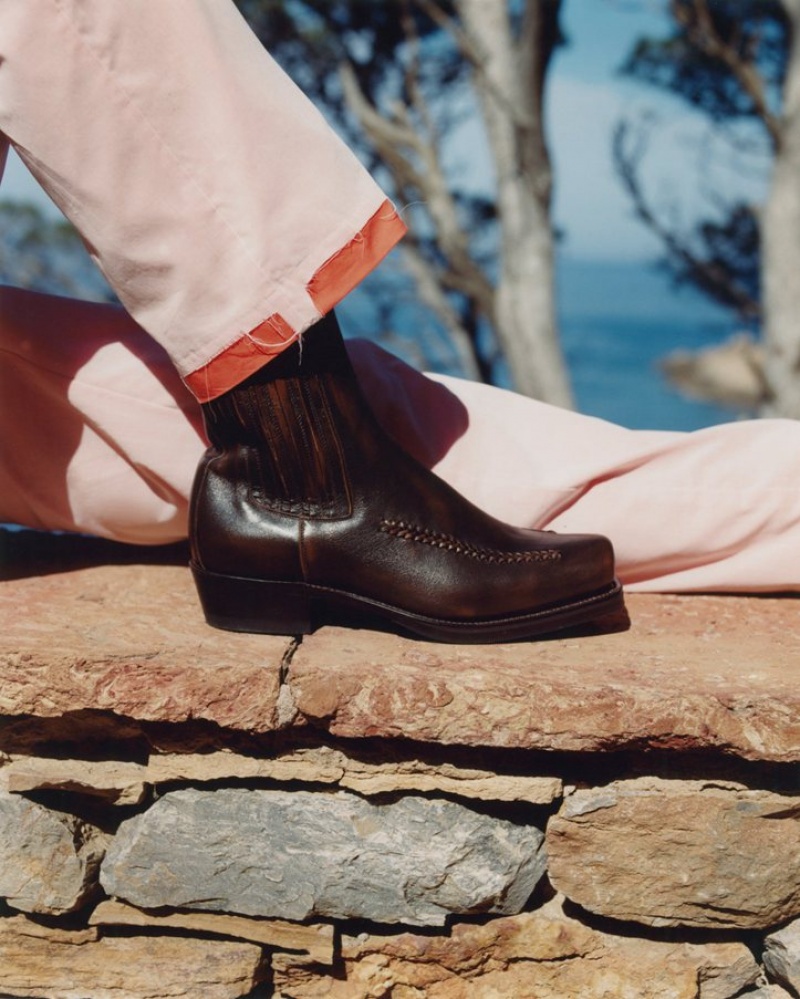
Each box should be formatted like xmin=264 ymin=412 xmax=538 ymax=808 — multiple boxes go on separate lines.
xmin=557 ymin=257 xmax=751 ymax=431
xmin=339 ymin=255 xmax=752 ymax=434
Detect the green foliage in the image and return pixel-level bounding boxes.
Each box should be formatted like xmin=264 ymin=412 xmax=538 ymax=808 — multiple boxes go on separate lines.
xmin=236 ymin=1 xmax=468 ymax=169
xmin=691 ymin=202 xmax=760 ymax=310
xmin=622 ymin=0 xmax=787 ymax=128
xmin=618 ymin=0 xmax=786 ymax=322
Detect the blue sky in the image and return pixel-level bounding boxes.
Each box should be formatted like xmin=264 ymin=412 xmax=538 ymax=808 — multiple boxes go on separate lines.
xmin=549 ymin=0 xmax=769 ymax=259
xmin=1 ymin=0 xmax=770 ymax=262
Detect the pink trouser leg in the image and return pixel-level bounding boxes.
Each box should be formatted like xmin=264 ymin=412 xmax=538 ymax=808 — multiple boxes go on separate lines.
xmin=0 ymin=4 xmax=795 ymax=592
xmin=353 ymin=346 xmax=800 ymax=593
xmin=0 ymin=0 xmax=405 ymax=398
xmin=0 ymin=289 xmax=205 ymax=543
xmin=2 ymin=289 xmax=799 ymax=593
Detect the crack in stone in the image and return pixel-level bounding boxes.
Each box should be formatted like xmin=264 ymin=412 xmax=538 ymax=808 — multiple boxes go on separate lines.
xmin=276 ymin=638 xmax=302 ymax=727
xmin=279 ymin=637 xmax=302 ymax=685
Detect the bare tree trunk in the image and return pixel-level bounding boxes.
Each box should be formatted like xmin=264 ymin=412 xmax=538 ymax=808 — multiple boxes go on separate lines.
xmin=762 ymin=0 xmax=800 ymax=417
xmin=339 ymin=55 xmax=494 ymax=382
xmin=455 ymin=0 xmax=573 ymax=407
xmin=335 ymin=0 xmax=572 ymax=404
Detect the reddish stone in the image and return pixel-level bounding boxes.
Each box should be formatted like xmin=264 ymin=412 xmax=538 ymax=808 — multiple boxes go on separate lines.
xmin=0 ymin=565 xmax=286 ymax=732
xmin=288 ymin=594 xmax=800 ymax=762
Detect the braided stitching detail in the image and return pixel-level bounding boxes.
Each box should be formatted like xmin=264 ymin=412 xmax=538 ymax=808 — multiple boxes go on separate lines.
xmin=379 ymin=519 xmax=561 ymax=564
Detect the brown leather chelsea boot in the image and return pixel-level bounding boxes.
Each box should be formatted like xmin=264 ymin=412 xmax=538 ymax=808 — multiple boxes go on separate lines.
xmin=189 ymin=312 xmax=627 ymax=642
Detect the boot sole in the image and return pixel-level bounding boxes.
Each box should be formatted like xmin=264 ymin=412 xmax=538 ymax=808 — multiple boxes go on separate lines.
xmin=191 ymin=565 xmax=628 ymax=644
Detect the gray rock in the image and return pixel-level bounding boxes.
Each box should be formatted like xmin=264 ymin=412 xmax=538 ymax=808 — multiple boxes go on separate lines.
xmin=764 ymin=917 xmax=800 ymax=992
xmin=0 ymin=791 xmax=106 ymax=915
xmin=101 ymin=789 xmax=545 ymax=926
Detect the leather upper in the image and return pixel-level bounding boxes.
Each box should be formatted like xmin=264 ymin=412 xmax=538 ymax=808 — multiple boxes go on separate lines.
xmin=191 ymin=314 xmax=616 ymax=623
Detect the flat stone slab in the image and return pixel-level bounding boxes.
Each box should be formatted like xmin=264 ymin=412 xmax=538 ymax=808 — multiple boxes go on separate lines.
xmin=0 ymin=565 xmax=287 ymax=732
xmin=0 ymin=749 xmax=562 ymax=805
xmin=89 ymin=899 xmax=335 ymax=965
xmin=0 ymin=914 xmax=266 ymax=999
xmin=274 ymin=895 xmax=760 ymax=999
xmin=290 ymin=593 xmax=800 ymax=762
xmin=1 ymin=563 xmax=798 ymax=761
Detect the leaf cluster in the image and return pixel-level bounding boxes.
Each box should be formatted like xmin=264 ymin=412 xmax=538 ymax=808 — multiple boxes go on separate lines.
xmin=672 ymin=202 xmax=760 ymax=317
xmin=236 ymin=1 xmax=465 ymax=137
xmin=622 ymin=0 xmax=788 ymax=127
xmin=617 ymin=0 xmax=787 ymax=322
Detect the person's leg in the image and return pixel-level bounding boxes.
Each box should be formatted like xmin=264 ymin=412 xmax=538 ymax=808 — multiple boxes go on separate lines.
xmin=0 ymin=288 xmax=204 ymax=544
xmin=350 ymin=346 xmax=800 ymax=593
xmin=0 ymin=0 xmax=405 ymax=394
xmin=3 ymin=291 xmax=798 ymax=594
xmin=0 ymin=1 xmax=621 ymax=640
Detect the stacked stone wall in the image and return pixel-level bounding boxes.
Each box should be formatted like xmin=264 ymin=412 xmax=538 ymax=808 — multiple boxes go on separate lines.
xmin=0 ymin=563 xmax=798 ymax=998
xmin=0 ymin=735 xmax=797 ymax=998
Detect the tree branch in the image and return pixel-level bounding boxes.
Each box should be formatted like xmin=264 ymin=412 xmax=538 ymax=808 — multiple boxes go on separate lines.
xmin=673 ymin=0 xmax=783 ymax=148
xmin=413 ymin=0 xmax=536 ymax=131
xmin=399 ymin=239 xmax=485 ymax=380
xmin=339 ymin=56 xmax=495 ymax=319
xmin=613 ymin=118 xmax=761 ymax=320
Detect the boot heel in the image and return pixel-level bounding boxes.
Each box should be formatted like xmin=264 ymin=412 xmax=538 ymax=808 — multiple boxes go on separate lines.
xmin=191 ymin=566 xmax=313 ymax=635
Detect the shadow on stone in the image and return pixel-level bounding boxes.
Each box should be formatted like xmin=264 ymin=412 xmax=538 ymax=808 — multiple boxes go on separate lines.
xmin=0 ymin=527 xmax=188 ymax=581
xmin=561 ymin=896 xmax=764 ymax=950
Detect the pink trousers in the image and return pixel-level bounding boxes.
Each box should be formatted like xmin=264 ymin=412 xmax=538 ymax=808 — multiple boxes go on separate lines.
xmin=0 ymin=0 xmax=405 ymax=399
xmin=1 ymin=2 xmax=798 ymax=593
xmin=2 ymin=286 xmax=799 ymax=594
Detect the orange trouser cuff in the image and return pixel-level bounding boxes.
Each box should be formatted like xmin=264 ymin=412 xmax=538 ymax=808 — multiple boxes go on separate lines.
xmin=184 ymin=200 xmax=406 ymax=402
